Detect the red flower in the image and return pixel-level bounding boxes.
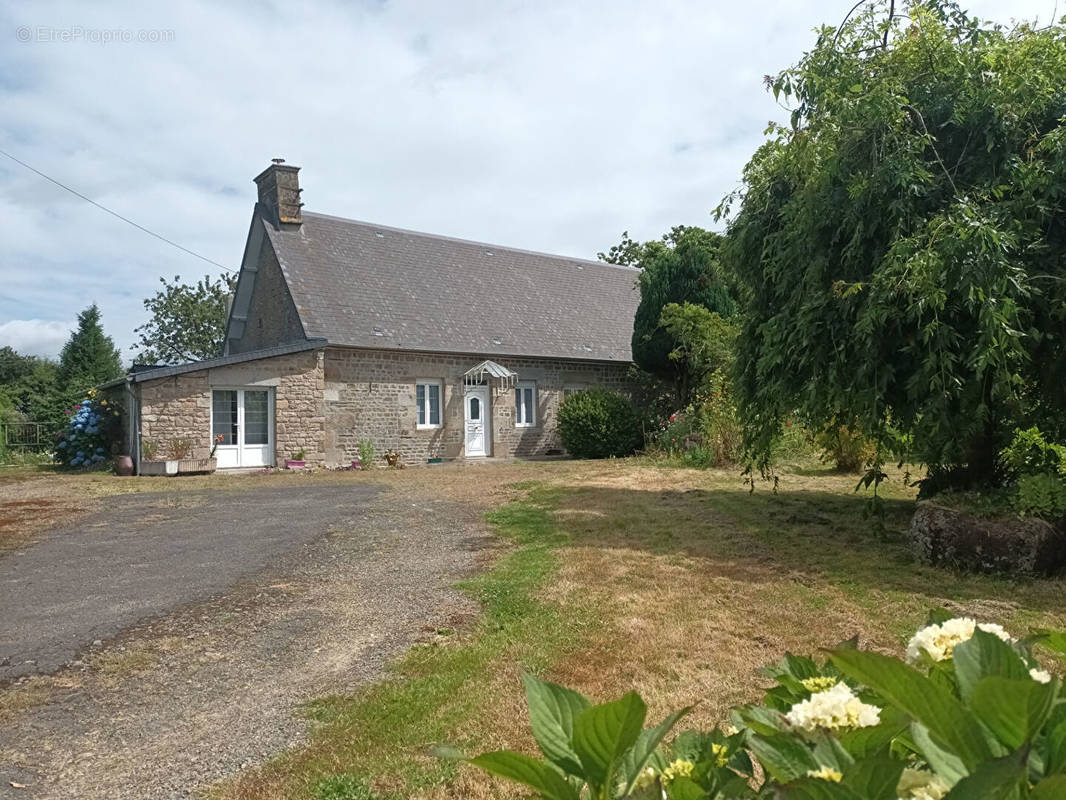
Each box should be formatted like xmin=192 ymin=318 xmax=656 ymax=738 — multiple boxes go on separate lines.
xmin=669 ymin=413 xmax=677 ymax=422
xmin=785 ymin=421 xmax=793 ymax=427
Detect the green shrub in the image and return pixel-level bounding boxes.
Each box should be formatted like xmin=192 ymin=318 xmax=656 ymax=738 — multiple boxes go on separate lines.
xmin=450 ymin=613 xmax=1066 ymax=799
xmin=1000 ymin=426 xmax=1066 ymax=479
xmin=814 ymin=422 xmax=875 ymax=473
xmin=1013 ymin=473 xmax=1066 ymax=520
xmin=649 ymin=371 xmax=742 ymax=469
xmin=358 ymin=439 xmax=375 ymax=469
xmin=558 ymin=389 xmax=642 ymax=459
xmin=999 ymin=428 xmax=1066 ymax=520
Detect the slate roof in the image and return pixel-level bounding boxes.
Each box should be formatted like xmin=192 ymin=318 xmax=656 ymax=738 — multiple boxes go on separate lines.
xmin=262 ymin=212 xmax=640 ymax=362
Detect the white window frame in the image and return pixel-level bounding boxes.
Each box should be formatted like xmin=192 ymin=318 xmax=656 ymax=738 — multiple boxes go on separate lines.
xmin=515 ymin=380 xmax=537 ymax=427
xmin=416 ymin=379 xmax=443 ymax=429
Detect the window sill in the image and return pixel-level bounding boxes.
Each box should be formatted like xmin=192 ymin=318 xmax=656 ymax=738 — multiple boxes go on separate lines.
xmin=416 ymin=425 xmax=443 ymax=431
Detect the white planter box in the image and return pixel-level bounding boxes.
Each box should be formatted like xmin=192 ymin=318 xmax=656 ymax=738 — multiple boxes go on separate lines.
xmin=140 ymin=460 xmax=178 ymax=476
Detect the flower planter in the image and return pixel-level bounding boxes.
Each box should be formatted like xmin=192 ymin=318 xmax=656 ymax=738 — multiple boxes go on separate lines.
xmin=178 ymin=458 xmax=217 ymax=474
xmin=114 ymin=455 xmax=134 ymax=476
xmin=285 ymin=459 xmax=307 ymax=470
xmin=140 ymin=459 xmax=178 ymax=476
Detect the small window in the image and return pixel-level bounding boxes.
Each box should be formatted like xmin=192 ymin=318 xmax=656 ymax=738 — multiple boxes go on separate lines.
xmin=469 ymin=396 xmax=480 ymax=420
xmin=416 ymin=380 xmax=442 ymax=429
xmin=515 ymin=381 xmax=536 ymax=427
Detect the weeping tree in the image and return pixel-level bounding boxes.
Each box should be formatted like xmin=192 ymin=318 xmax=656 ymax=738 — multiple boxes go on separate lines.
xmin=721 ymin=1 xmax=1066 ymax=492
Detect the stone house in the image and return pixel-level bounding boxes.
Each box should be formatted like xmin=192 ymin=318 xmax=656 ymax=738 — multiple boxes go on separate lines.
xmin=107 ymin=161 xmax=640 ymax=471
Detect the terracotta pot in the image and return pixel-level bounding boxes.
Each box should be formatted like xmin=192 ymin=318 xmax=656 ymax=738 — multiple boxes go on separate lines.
xmin=114 ymin=455 xmax=134 ymax=476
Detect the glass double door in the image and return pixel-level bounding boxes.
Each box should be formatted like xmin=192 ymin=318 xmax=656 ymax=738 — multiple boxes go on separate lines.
xmin=211 ymin=388 xmax=272 ymax=468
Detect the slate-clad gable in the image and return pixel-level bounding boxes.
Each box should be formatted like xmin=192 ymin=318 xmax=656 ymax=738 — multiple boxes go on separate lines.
xmin=261 ymin=211 xmax=640 ymax=362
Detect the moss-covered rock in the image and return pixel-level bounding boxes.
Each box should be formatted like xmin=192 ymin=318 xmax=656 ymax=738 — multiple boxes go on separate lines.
xmin=909 ymin=502 xmax=1066 ymax=576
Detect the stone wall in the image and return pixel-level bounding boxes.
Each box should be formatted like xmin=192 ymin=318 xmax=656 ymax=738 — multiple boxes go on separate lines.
xmin=322 ymin=347 xmax=631 ymax=466
xmin=229 ymin=241 xmax=306 ymax=354
xmin=137 ymin=349 xmax=325 ymax=465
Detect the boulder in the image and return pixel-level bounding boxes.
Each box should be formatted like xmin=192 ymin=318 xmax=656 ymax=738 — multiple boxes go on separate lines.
xmin=909 ymin=502 xmax=1066 ymax=576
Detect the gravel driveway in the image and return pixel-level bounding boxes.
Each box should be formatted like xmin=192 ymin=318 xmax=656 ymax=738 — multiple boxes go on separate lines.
xmin=0 ymin=477 xmax=495 ymax=799
xmin=0 ymin=485 xmax=381 ymax=680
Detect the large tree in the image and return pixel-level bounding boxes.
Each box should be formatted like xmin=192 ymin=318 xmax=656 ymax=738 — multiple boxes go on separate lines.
xmin=602 ymin=226 xmax=736 ymax=404
xmin=722 ymin=1 xmax=1066 ymax=489
xmin=57 ymin=305 xmax=123 ymax=395
xmin=134 ymin=273 xmax=236 ymax=364
xmin=0 ymin=347 xmax=62 ymax=431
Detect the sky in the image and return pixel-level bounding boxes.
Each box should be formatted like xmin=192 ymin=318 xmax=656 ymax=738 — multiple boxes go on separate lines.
xmin=0 ymin=0 xmax=1057 ymax=362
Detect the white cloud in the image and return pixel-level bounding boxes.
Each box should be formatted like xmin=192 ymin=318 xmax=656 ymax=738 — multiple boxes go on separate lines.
xmin=0 ymin=319 xmax=72 ymax=359
xmin=0 ymin=0 xmax=1056 ymax=357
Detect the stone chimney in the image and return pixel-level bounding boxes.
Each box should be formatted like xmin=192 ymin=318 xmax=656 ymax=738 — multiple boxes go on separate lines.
xmin=253 ymin=159 xmax=303 ymax=226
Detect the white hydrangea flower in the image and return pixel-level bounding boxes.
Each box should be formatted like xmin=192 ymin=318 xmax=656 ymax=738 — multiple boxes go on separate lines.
xmin=785 ymin=682 xmax=881 ymax=732
xmin=905 ymin=618 xmax=1013 ymax=665
xmin=896 ymin=767 xmax=950 ymax=800
xmin=1030 ymin=668 xmax=1052 ymax=684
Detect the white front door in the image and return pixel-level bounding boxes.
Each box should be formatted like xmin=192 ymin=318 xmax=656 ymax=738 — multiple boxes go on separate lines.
xmin=212 ymin=388 xmax=273 ymax=468
xmin=464 ymin=385 xmax=490 ymax=457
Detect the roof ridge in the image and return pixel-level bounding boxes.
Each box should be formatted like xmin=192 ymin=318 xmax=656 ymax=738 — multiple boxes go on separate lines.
xmin=299 ymin=211 xmax=640 ymax=273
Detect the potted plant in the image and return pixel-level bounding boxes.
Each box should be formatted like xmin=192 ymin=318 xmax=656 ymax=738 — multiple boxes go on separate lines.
xmin=285 ymin=449 xmax=307 ymax=470
xmin=173 ymin=437 xmax=217 ymax=475
xmin=138 ymin=437 xmax=178 ymax=476
xmin=384 ymin=448 xmax=404 ymax=468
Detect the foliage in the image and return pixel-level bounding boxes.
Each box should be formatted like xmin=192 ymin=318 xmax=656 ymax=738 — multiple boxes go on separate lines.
xmin=358 ymin=439 xmax=375 ymax=469
xmin=651 ymin=370 xmax=743 ymax=469
xmin=1000 ymin=427 xmax=1066 ymax=481
xmin=134 ymin=273 xmax=236 ymax=364
xmin=720 ymin=2 xmax=1066 ymax=492
xmin=459 ymin=613 xmax=1066 ymax=799
xmin=55 ymin=392 xmax=121 ymax=468
xmin=995 ymin=428 xmax=1066 ymax=520
xmin=0 ymin=346 xmax=65 ymax=435
xmin=1012 ymin=473 xmax=1066 ymax=520
xmin=140 ymin=438 xmax=160 ymax=461
xmin=169 ymin=438 xmax=193 ymax=460
xmin=814 ymin=422 xmax=876 ymax=473
xmin=57 ymin=305 xmax=123 ymax=400
xmin=660 ymin=303 xmax=737 ymax=400
xmin=311 ymin=773 xmax=376 ymax=800
xmin=604 ymin=227 xmax=736 ymax=404
xmin=290 ymin=449 xmax=307 ymax=461
xmin=558 ymin=389 xmax=643 ymax=460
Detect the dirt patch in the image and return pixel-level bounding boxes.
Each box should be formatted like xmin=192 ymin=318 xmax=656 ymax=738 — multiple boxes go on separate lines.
xmin=0 ymin=466 xmax=529 ymax=800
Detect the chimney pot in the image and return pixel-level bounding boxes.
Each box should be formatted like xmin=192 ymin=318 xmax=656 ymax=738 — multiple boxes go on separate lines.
xmin=253 ymin=160 xmax=302 ymax=227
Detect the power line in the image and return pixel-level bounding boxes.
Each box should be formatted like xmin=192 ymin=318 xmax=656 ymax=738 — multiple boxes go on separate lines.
xmin=0 ymin=148 xmax=237 ymax=274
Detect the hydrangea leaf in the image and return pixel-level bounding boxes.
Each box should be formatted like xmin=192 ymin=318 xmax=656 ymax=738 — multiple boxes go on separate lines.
xmin=841 ymin=757 xmax=904 ymax=800
xmin=941 ymin=750 xmax=1027 ymax=799
xmin=468 ymin=751 xmax=579 ymax=800
xmin=1046 ymin=719 xmax=1066 ymax=775
xmin=969 ymin=676 xmax=1057 ymax=750
xmin=776 ymin=776 xmax=865 ymax=799
xmin=570 ymin=690 xmax=647 ymax=788
xmin=521 ymin=672 xmax=589 ymax=776
xmin=620 ymin=706 xmax=692 ymax=795
xmin=911 ymin=722 xmax=968 ymax=785
xmin=952 ymin=629 xmax=1030 ymax=702
xmin=746 ymin=732 xmax=820 ymax=782
xmin=828 ymin=649 xmax=992 ymax=769
xmin=1031 ymin=774 xmax=1066 ymax=799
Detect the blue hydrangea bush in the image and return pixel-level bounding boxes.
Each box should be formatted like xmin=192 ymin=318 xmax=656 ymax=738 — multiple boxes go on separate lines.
xmin=55 ymin=391 xmax=121 ymax=469
xmin=449 ymin=611 xmax=1066 ymax=799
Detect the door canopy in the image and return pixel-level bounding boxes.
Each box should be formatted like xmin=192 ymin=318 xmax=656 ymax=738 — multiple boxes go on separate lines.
xmin=463 ymin=359 xmax=518 ymax=388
